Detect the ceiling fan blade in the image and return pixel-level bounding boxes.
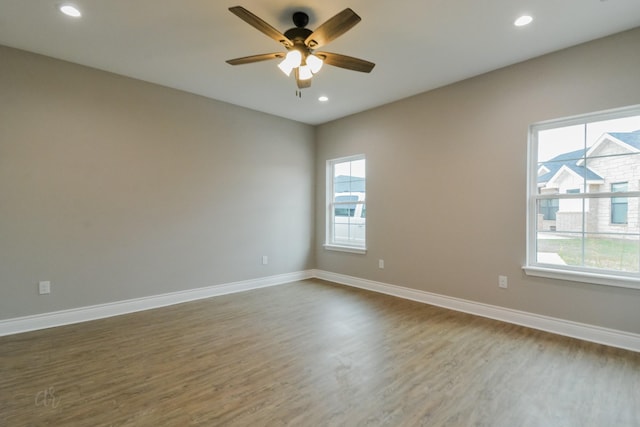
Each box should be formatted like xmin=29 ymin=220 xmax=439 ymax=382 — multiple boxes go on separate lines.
xmin=226 ymin=53 xmax=285 ymax=66
xmin=229 ymin=6 xmax=293 ymax=48
xmin=305 ymin=8 xmax=361 ymax=49
xmin=295 ymin=69 xmax=312 ymax=89
xmin=315 ymin=52 xmax=375 ymax=73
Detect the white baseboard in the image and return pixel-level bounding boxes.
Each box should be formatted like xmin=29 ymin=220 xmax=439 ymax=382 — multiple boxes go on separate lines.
xmin=3 ymin=269 xmax=639 ymax=352
xmin=312 ymin=270 xmax=640 ymax=353
xmin=0 ymin=270 xmax=313 ymax=337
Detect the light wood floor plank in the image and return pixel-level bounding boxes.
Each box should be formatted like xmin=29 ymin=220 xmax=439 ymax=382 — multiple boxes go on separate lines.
xmin=1 ymin=279 xmax=639 ymax=426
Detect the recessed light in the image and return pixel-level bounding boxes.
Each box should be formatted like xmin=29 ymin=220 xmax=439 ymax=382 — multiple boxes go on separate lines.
xmin=514 ymin=15 xmax=533 ymax=27
xmin=318 ymin=96 xmax=329 ymax=102
xmin=59 ymin=4 xmax=82 ymax=18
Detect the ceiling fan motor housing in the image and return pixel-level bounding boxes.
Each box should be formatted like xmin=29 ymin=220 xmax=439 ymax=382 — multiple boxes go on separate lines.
xmin=284 ymin=27 xmax=313 ymax=44
xmin=292 ymin=11 xmax=309 ymax=28
xmin=284 ymin=27 xmax=314 ymax=57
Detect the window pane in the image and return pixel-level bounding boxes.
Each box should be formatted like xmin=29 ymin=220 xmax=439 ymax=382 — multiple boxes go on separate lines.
xmin=612 ymin=182 xmax=628 ymax=193
xmin=584 ymin=234 xmax=639 ymax=273
xmin=537 ymin=125 xmax=586 ymax=163
xmin=538 ymin=198 xmax=559 ymax=222
xmin=554 ymin=201 xmax=584 ymax=234
xmin=536 ymin=196 xmax=639 ymax=270
xmin=334 ymin=195 xmax=358 ymax=217
xmin=333 ymin=206 xmax=366 ymax=244
xmin=611 ymin=182 xmax=629 ymax=224
xmin=537 ymin=233 xmax=583 ymax=267
xmin=585 ymin=152 xmax=638 ymax=196
xmin=611 ymin=201 xmax=628 ymax=224
xmin=537 ymin=233 xmax=640 ymax=272
xmin=334 ymin=159 xmax=366 ymax=195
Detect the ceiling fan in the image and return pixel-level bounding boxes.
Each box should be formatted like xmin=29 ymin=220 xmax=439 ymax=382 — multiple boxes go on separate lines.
xmin=226 ymin=6 xmax=375 ymax=90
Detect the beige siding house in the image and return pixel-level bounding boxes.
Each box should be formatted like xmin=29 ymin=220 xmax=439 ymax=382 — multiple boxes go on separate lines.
xmin=537 ymin=130 xmax=640 ymax=238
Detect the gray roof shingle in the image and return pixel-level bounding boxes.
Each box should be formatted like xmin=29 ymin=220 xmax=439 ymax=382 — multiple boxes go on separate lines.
xmin=535 ymin=129 xmax=640 ymax=185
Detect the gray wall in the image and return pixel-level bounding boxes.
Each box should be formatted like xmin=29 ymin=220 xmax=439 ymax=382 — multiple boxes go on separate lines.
xmin=315 ymin=28 xmax=640 ymax=334
xmin=3 ymin=28 xmax=640 ymax=335
xmin=0 ymin=45 xmax=315 ymax=319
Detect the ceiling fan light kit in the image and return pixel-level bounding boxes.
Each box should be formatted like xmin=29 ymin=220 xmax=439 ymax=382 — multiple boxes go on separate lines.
xmin=226 ymin=6 xmax=375 ymax=90
xmin=306 ymin=54 xmax=323 ymax=73
xmin=277 ymin=50 xmax=302 ymax=76
xmin=298 ymin=65 xmax=313 ymax=80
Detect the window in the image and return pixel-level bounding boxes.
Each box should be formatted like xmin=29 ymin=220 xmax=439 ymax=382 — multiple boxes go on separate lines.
xmin=611 ymin=182 xmax=628 ymax=224
xmin=525 ymin=105 xmax=640 ymax=288
xmin=325 ymin=155 xmax=366 ymax=253
xmin=334 ymin=195 xmax=359 ymax=217
xmin=539 ymin=197 xmax=559 ymax=220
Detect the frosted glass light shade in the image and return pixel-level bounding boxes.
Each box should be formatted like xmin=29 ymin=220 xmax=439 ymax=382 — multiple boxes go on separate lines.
xmin=278 ymin=50 xmax=303 ymax=76
xmin=306 ymin=54 xmax=323 ymax=74
xmin=277 ymin=50 xmax=321 ymax=81
xmin=285 ymin=50 xmax=302 ymax=68
xmin=298 ymin=65 xmax=313 ymax=80
xmin=278 ymin=60 xmax=295 ymax=76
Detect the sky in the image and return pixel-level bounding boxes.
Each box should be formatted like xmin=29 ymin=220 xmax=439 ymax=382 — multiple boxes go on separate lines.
xmin=334 ymin=158 xmax=365 ymax=178
xmin=537 ymin=114 xmax=640 ymax=162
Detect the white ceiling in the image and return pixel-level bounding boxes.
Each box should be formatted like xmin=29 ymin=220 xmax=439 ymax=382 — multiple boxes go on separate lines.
xmin=1 ymin=0 xmax=639 ymax=125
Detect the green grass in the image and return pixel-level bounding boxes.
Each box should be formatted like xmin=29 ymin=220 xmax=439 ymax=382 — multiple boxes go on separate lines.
xmin=538 ymin=237 xmax=640 ymax=272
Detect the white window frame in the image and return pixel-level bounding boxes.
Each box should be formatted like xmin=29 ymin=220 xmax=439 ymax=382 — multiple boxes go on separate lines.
xmin=324 ymin=154 xmax=367 ymax=254
xmin=523 ymin=104 xmax=640 ymax=289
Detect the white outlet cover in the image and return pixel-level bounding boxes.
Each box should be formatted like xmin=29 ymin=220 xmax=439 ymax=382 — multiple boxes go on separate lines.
xmin=38 ymin=281 xmax=51 ymax=294
xmin=498 ymin=276 xmax=508 ymax=288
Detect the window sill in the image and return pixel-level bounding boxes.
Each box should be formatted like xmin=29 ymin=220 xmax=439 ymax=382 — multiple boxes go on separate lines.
xmin=323 ymin=244 xmax=367 ymax=255
xmin=523 ymin=265 xmax=640 ymax=290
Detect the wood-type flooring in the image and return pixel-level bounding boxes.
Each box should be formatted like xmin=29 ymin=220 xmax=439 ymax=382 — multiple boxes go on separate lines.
xmin=1 ymin=279 xmax=639 ymax=426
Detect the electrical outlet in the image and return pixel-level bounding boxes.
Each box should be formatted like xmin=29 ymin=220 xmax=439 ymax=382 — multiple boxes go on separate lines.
xmin=378 ymin=259 xmax=384 ymax=269
xmin=38 ymin=281 xmax=51 ymax=295
xmin=498 ymin=275 xmax=508 ymax=289
xmin=262 ymin=255 xmax=268 ymax=265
